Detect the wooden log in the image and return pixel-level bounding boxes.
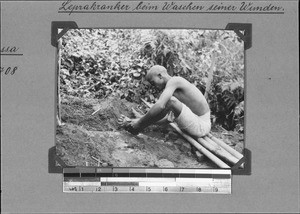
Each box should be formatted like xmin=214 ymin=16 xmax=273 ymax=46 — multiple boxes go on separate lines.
xmin=141 ymin=98 xmax=153 ymax=108
xmin=170 ymin=123 xmax=230 ymax=168
xmin=140 ymin=98 xmax=231 ymax=167
xmin=207 ymin=133 xmax=243 ymax=160
xmin=200 ymin=136 xmax=239 ymax=165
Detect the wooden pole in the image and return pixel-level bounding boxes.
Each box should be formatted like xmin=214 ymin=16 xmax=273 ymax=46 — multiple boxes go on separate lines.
xmin=170 ymin=123 xmax=230 ymax=168
xmin=200 ymin=136 xmax=239 ymax=165
xmin=207 ymin=133 xmax=243 ymax=160
xmin=140 ymin=98 xmax=232 ymax=167
xmin=141 ymin=98 xmax=152 ymax=107
xmin=139 ymin=99 xmax=229 ymax=168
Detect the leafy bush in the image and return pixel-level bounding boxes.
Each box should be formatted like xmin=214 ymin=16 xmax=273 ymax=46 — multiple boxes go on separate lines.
xmin=59 ymin=29 xmax=244 ymax=131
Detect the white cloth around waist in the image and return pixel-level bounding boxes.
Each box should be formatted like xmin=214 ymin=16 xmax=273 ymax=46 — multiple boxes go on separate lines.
xmin=168 ymin=103 xmax=211 ymax=137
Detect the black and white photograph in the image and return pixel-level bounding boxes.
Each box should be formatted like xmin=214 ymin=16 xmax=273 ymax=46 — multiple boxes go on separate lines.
xmin=1 ymin=0 xmax=299 ymax=212
xmin=56 ymin=28 xmax=245 ymax=168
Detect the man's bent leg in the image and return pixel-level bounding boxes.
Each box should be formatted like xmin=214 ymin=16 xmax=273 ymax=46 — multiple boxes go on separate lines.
xmin=154 ymin=96 xmax=183 ymax=125
xmin=165 ymin=96 xmax=183 ymax=118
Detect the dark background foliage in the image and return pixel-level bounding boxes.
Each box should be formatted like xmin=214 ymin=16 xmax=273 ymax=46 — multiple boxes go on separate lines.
xmin=59 ymin=29 xmax=244 ymax=131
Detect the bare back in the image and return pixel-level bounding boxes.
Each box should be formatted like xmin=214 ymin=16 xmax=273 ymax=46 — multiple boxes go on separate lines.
xmin=167 ymin=76 xmax=210 ymax=116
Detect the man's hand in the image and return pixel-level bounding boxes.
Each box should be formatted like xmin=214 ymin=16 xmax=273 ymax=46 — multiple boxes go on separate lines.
xmin=118 ymin=115 xmax=141 ymax=135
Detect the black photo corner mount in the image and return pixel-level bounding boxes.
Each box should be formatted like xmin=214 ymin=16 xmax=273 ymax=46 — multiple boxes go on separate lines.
xmin=232 ymin=149 xmax=251 ymax=175
xmin=49 ymin=21 xmax=78 ymax=173
xmin=49 ymin=22 xmax=252 ymax=175
xmin=48 ymin=146 xmax=73 ymax=173
xmin=51 ymin=21 xmax=78 ymax=47
xmin=225 ymin=23 xmax=252 ymax=50
xmin=225 ymin=23 xmax=252 ymax=175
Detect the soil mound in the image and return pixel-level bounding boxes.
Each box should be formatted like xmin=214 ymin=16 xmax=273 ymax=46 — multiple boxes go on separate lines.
xmin=61 ymin=95 xmax=136 ymax=131
xmin=56 ymin=95 xmax=220 ymax=168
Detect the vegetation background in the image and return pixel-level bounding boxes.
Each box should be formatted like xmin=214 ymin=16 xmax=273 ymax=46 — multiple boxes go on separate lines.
xmin=59 ymin=29 xmax=244 ymax=132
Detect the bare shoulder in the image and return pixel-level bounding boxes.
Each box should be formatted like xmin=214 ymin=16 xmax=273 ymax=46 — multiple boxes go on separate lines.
xmin=167 ymin=76 xmax=191 ymax=87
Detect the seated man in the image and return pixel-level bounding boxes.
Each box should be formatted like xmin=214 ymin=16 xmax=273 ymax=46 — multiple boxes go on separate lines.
xmin=119 ymin=65 xmax=211 ymax=138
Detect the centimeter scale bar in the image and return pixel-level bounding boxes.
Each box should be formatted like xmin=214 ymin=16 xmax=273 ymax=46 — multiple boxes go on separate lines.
xmin=63 ymin=168 xmax=231 ymax=194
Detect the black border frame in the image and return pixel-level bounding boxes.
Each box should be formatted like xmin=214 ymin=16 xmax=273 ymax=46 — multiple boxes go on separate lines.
xmin=49 ymin=21 xmax=252 ymax=175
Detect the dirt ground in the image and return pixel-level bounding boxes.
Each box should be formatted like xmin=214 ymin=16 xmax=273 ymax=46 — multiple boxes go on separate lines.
xmin=56 ymin=95 xmax=244 ymax=168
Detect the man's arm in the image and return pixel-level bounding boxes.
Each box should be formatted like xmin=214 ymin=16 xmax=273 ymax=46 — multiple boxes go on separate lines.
xmin=134 ymin=78 xmax=179 ymax=130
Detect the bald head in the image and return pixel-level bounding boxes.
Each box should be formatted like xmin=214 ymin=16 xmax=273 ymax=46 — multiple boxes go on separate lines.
xmin=145 ymin=65 xmax=171 ymax=90
xmin=146 ymin=65 xmax=168 ymax=81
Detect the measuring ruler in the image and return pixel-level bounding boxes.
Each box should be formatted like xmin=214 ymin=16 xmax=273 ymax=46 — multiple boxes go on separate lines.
xmin=63 ymin=168 xmax=231 ymax=194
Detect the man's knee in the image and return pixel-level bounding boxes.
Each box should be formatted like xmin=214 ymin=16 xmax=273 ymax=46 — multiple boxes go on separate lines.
xmin=165 ymin=96 xmax=177 ymax=109
xmin=166 ymin=96 xmax=182 ymax=117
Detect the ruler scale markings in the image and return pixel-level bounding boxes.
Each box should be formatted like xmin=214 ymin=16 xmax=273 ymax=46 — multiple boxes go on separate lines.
xmin=163 ymin=172 xmax=179 ymax=178
xmin=176 ymin=177 xmax=213 ymax=182
xmin=147 ymin=173 xmax=163 ymax=177
xmin=63 ymin=168 xmax=231 ymax=193
xmin=112 ymin=168 xmax=131 ymax=177
xmin=81 ymin=173 xmax=96 ymax=177
xmin=132 ymin=186 xmax=147 ymax=192
xmin=113 ymin=173 xmax=130 ymax=177
xmin=130 ymin=173 xmax=147 ymax=177
xmin=179 ymin=173 xmax=196 ymax=178
xmin=104 ymin=182 xmax=139 ymax=186
xmin=145 ymin=186 xmax=163 ymax=192
xmin=212 ymin=174 xmax=231 ymax=179
xmin=63 ymin=185 xmax=230 ymax=193
xmin=96 ymin=168 xmax=113 ymax=177
xmin=64 ymin=173 xmax=80 ymax=177
xmin=130 ymin=168 xmax=147 ymax=178
xmin=64 ymin=177 xmax=100 ymax=182
xmin=106 ymin=177 xmax=176 ymax=182
xmin=64 ymin=182 xmax=101 ymax=186
xmin=162 ymin=169 xmax=178 ymax=178
xmin=80 ymin=168 xmax=96 ymax=177
xmin=139 ymin=182 xmax=178 ymax=187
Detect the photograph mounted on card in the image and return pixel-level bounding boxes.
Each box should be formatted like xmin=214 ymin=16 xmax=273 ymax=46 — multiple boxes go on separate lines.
xmin=53 ymin=23 xmax=247 ymax=171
